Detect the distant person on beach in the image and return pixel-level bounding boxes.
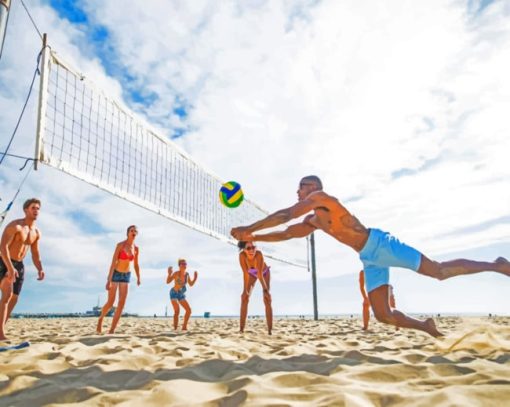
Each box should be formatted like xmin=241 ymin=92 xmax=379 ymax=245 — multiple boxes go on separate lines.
xmin=0 ymin=198 xmax=45 ymax=341
xmin=237 ymin=241 xmax=273 ymax=335
xmin=231 ymin=175 xmax=510 ymax=338
xmin=96 ymin=225 xmax=141 ymax=334
xmin=167 ymin=258 xmax=198 ymax=331
xmin=359 ymin=270 xmax=398 ymax=331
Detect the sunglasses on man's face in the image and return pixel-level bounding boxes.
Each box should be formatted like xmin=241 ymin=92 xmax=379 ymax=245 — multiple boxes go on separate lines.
xmin=299 ymin=182 xmax=314 ymax=189
xmin=179 ymin=262 xmax=187 ymax=265
xmin=245 ymin=246 xmax=256 ymax=251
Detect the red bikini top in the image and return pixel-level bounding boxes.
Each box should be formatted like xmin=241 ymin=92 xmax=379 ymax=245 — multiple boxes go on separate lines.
xmin=118 ymin=245 xmax=136 ymax=261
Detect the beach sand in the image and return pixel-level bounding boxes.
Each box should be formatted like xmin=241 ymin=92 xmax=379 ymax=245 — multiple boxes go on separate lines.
xmin=1 ymin=316 xmax=509 ymax=406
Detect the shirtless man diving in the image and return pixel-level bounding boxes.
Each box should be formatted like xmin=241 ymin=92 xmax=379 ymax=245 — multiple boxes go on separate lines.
xmin=0 ymin=198 xmax=45 ymax=340
xmin=231 ymin=176 xmax=510 ymax=337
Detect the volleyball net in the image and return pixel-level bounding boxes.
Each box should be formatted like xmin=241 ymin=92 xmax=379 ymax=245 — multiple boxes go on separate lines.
xmin=35 ymin=46 xmax=307 ymax=268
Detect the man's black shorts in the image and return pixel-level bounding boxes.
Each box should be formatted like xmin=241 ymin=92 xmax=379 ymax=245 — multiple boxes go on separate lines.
xmin=0 ymin=257 xmax=25 ymax=295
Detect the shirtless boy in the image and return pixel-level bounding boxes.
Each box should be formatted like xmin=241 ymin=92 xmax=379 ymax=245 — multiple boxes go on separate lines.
xmin=0 ymin=198 xmax=45 ymax=340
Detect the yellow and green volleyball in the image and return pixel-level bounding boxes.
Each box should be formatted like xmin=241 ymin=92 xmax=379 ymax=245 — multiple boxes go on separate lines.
xmin=219 ymin=181 xmax=244 ymax=208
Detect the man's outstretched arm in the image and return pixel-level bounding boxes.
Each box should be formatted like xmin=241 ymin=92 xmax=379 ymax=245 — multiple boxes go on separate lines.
xmin=251 ymin=221 xmax=316 ymax=243
xmin=231 ymin=199 xmax=316 ymax=240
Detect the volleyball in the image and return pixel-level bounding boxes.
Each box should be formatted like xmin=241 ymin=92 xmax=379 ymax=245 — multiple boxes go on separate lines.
xmin=219 ymin=181 xmax=244 ymax=208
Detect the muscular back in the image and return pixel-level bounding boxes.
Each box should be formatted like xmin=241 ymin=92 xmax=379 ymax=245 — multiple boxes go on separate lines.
xmin=1 ymin=219 xmax=40 ymax=261
xmin=305 ymin=192 xmax=369 ymax=252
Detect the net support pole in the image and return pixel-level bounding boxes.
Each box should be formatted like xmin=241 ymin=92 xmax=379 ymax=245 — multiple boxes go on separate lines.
xmin=0 ymin=0 xmax=10 ymax=61
xmin=310 ymin=232 xmax=319 ymax=320
xmin=35 ymin=33 xmax=50 ymax=170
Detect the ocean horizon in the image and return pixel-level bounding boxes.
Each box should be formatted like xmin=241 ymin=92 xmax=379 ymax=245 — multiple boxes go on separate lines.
xmin=11 ymin=312 xmax=508 ymax=319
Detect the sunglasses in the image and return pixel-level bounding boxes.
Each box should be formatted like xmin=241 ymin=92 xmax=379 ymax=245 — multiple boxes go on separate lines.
xmin=245 ymin=246 xmax=256 ymax=251
xmin=299 ymin=182 xmax=314 ymax=188
xmin=179 ymin=262 xmax=187 ymax=265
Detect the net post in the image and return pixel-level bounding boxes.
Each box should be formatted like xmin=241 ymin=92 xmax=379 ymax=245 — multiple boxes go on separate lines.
xmin=0 ymin=0 xmax=11 ymax=61
xmin=35 ymin=33 xmax=50 ymax=170
xmin=310 ymin=232 xmax=319 ymax=320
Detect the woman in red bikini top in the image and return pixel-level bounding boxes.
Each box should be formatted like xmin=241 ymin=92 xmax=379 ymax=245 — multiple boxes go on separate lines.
xmin=238 ymin=241 xmax=273 ymax=335
xmin=96 ymin=225 xmax=141 ymax=334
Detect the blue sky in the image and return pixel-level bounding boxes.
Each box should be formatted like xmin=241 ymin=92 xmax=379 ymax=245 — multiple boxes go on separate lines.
xmin=0 ymin=0 xmax=509 ymax=318
xmin=47 ymin=0 xmax=190 ymax=138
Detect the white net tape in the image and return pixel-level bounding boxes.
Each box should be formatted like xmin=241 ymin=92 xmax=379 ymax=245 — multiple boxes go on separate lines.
xmin=36 ymin=50 xmax=306 ymax=267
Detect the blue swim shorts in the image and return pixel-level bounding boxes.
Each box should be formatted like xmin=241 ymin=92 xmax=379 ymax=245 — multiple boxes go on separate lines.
xmin=111 ymin=270 xmax=131 ymax=283
xmin=170 ymin=286 xmax=187 ymax=301
xmin=359 ymin=228 xmax=422 ymax=293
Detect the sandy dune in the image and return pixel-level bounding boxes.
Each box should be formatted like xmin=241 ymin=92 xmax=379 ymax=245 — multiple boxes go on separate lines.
xmin=1 ymin=316 xmax=509 ymax=406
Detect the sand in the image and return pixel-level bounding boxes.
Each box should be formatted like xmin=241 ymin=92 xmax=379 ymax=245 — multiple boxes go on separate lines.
xmin=1 ymin=316 xmax=509 ymax=406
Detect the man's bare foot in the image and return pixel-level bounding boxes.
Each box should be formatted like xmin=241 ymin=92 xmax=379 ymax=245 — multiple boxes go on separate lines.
xmin=108 ymin=329 xmax=115 ymax=334
xmin=495 ymin=257 xmax=510 ymax=276
xmin=424 ymin=318 xmax=444 ymax=338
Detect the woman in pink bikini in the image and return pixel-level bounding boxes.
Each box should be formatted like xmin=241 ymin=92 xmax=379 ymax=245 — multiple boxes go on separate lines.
xmin=96 ymin=225 xmax=141 ymax=334
xmin=238 ymin=241 xmax=273 ymax=334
